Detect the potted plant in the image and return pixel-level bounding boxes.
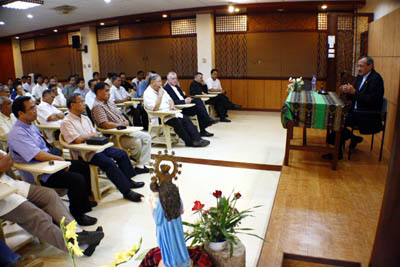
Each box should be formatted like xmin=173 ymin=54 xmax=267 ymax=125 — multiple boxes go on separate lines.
xmin=183 ymin=190 xmax=264 ymax=256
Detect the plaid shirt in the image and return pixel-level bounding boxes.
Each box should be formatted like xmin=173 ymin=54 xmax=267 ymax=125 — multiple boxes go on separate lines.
xmin=91 ymin=97 xmax=127 ymax=127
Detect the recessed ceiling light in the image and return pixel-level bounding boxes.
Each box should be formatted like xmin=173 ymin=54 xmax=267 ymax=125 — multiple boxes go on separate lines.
xmin=100 ymin=22 xmax=105 ymax=26
xmin=0 ymin=21 xmax=5 ymax=25
xmin=16 ymin=36 xmax=20 ymax=39
xmin=1 ymin=0 xmax=43 ymax=10
xmin=228 ymin=5 xmax=234 ymax=13
xmin=162 ymin=14 xmax=168 ymax=18
xmin=104 ymin=0 xmax=111 ymax=3
xmin=321 ymin=5 xmax=328 ymax=9
xmin=27 ymin=14 xmax=33 ymax=19
xmin=234 ymin=8 xmax=239 ymax=12
xmin=277 ymin=8 xmax=284 ymax=12
xmin=53 ymin=29 xmax=58 ymax=32
xmin=135 ymin=19 xmax=141 ymax=22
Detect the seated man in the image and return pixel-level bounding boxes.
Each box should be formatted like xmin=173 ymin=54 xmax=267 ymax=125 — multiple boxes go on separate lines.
xmin=324 ymin=56 xmax=385 ymax=159
xmin=120 ymin=72 xmax=134 ymax=94
xmin=0 ymin=150 xmax=104 ymax=256
xmin=61 ymin=94 xmax=144 ymax=202
xmin=164 ymin=72 xmax=216 ymax=137
xmin=37 ymin=89 xmax=64 ymax=143
xmin=136 ymin=71 xmax=153 ymax=98
xmin=190 ymin=72 xmax=239 ymax=123
xmin=111 ymin=75 xmax=148 ymax=130
xmin=63 ymin=75 xmax=78 ymax=99
xmin=74 ymin=78 xmax=89 ymax=98
xmin=49 ymin=83 xmax=67 ymax=108
xmin=15 ymin=84 xmax=33 ymax=100
xmin=131 ymin=70 xmax=145 ymax=93
xmin=50 ymin=75 xmax=64 ymax=90
xmin=85 ymin=79 xmax=97 ymax=110
xmin=22 ymin=75 xmax=33 ymax=93
xmin=8 ymin=96 xmax=97 ymax=226
xmin=0 ymin=96 xmax=16 ymax=141
xmin=31 ymin=74 xmax=47 ymax=101
xmin=93 ymin=72 xmax=101 ymax=82
xmin=144 ymin=74 xmax=210 ymax=147
xmin=92 ymin=83 xmax=151 ymax=173
xmin=104 ymin=72 xmax=115 ymax=87
xmin=0 ymin=85 xmax=11 ymax=99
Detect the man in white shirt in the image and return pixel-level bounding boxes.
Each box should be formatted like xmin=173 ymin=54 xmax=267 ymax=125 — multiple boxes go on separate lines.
xmin=0 ymin=150 xmax=104 ymax=256
xmin=85 ymin=79 xmax=97 ymax=110
xmin=74 ymin=78 xmax=89 ymax=98
xmin=131 ymin=70 xmax=145 ymax=92
xmin=110 ymin=75 xmax=131 ymax=104
xmin=37 ymin=89 xmax=64 ymax=143
xmin=144 ymin=74 xmax=209 ymax=147
xmin=0 ymin=97 xmax=16 ymax=141
xmin=22 ymin=76 xmax=32 ymax=93
xmin=49 ymin=84 xmax=66 ymax=108
xmin=15 ymin=85 xmax=33 ymax=100
xmin=206 ymin=69 xmax=242 ymax=109
xmin=104 ymin=72 xmax=114 ymax=87
xmin=31 ymin=74 xmax=47 ymax=101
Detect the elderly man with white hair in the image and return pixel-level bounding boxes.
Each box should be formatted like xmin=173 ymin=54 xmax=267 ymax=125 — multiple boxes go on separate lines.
xmin=144 ymin=74 xmax=210 ymax=147
xmin=164 ymin=72 xmax=216 ymax=137
xmin=0 ymin=96 xmax=16 ymax=140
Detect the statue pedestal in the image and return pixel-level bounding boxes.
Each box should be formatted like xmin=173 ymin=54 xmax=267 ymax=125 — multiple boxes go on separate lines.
xmin=204 ymin=240 xmax=246 ymax=267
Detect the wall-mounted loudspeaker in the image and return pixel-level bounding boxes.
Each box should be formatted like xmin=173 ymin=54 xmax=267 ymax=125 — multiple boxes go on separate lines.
xmin=72 ymin=35 xmax=80 ymax=49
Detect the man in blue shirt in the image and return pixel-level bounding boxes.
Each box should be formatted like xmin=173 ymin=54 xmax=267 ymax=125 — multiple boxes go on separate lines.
xmin=8 ymin=96 xmax=97 ymax=226
xmin=136 ymin=71 xmax=153 ymax=98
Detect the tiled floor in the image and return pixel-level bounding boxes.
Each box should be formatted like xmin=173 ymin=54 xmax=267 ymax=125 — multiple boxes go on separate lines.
xmin=12 ymin=111 xmax=283 ymax=267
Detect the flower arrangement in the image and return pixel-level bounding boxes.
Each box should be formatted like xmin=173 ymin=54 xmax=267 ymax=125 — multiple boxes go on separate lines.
xmin=183 ymin=190 xmax=264 ymax=255
xmin=60 ymin=217 xmax=83 ymax=267
xmin=101 ymin=237 xmax=143 ymax=267
xmin=287 ymin=77 xmax=304 ymax=92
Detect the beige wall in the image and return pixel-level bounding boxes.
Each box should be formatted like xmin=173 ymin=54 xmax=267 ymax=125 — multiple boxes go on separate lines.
xmin=368 ymin=8 xmax=400 ymax=155
xmin=359 ymin=0 xmax=400 ymax=20
xmin=11 ymin=39 xmax=23 ymax=78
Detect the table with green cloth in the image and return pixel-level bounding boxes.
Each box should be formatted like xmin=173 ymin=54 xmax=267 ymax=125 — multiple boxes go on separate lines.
xmin=281 ymin=90 xmax=347 ymax=170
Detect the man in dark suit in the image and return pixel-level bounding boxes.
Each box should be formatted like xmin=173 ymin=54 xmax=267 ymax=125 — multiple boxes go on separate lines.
xmin=164 ymin=72 xmax=215 ymax=137
xmin=324 ymin=56 xmax=384 ymax=159
xmin=189 ymin=72 xmax=237 ymax=122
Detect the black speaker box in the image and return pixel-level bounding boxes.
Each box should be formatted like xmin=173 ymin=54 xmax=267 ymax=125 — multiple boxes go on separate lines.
xmin=72 ymin=35 xmax=80 ymax=49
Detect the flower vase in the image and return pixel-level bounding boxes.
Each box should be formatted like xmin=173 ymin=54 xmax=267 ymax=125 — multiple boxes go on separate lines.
xmin=208 ymin=241 xmax=227 ymax=252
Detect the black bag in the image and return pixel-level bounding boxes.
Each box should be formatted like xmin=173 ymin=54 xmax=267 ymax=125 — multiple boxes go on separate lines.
xmin=86 ymin=136 xmax=109 ymax=145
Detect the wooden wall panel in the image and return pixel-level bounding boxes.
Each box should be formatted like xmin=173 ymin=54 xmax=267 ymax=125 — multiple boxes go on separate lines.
xmin=143 ymin=38 xmax=172 ymax=76
xmin=247 ymin=80 xmax=265 ymax=108
xmin=119 ymin=40 xmax=145 ymax=76
xmin=231 ymin=79 xmax=248 ymax=108
xmin=35 ymin=33 xmax=68 ymax=50
xmin=248 ymin=13 xmax=317 ymax=32
xmin=265 ymin=80 xmax=282 ymax=110
xmin=178 ymin=79 xmax=192 ymax=96
xmin=119 ymin=21 xmax=170 ymax=39
xmin=220 ymin=79 xmax=232 ymax=99
xmin=0 ymin=38 xmax=15 ymax=83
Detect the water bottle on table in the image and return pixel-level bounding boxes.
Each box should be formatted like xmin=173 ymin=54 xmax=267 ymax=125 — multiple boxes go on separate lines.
xmin=311 ymin=75 xmax=317 ymax=91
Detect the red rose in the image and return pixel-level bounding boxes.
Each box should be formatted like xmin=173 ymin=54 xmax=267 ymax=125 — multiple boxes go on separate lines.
xmin=235 ymin=193 xmax=242 ymax=199
xmin=192 ymin=201 xmax=205 ymax=211
xmin=213 ymin=190 xmax=222 ymax=198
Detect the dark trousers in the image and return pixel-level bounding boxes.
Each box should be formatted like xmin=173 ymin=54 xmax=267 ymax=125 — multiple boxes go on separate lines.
xmin=0 ymin=240 xmax=19 ymax=267
xmin=165 ymin=116 xmax=201 ymax=146
xmin=41 ymin=160 xmax=92 ymax=218
xmin=128 ymin=104 xmax=149 ymax=131
xmin=89 ymin=147 xmax=134 ymax=195
xmin=206 ymin=94 xmax=233 ymax=119
xmin=182 ymin=98 xmax=213 ymax=132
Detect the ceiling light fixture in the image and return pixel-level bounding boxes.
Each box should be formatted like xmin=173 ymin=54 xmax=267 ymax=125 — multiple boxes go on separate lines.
xmin=104 ymin=0 xmax=111 ymax=3
xmin=1 ymin=0 xmax=43 ymax=10
xmin=321 ymin=5 xmax=328 ymax=9
xmin=234 ymin=8 xmax=239 ymax=12
xmin=0 ymin=21 xmax=5 ymax=25
xmin=53 ymin=29 xmax=58 ymax=32
xmin=16 ymin=36 xmax=20 ymax=39
xmin=100 ymin=22 xmax=105 ymax=26
xmin=162 ymin=14 xmax=168 ymax=18
xmin=228 ymin=5 xmax=234 ymax=13
xmin=27 ymin=14 xmax=33 ymax=19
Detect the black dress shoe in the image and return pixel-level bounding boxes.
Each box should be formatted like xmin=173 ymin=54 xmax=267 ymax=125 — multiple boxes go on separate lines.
xmin=200 ymin=130 xmax=214 ymax=137
xmin=200 ymin=139 xmax=210 ymax=147
xmin=81 ymin=227 xmax=104 ymax=256
xmin=89 ymin=201 xmax=97 ymax=208
xmin=130 ymin=181 xmax=145 ymax=189
xmin=123 ymin=190 xmax=143 ymax=202
xmin=135 ymin=166 xmax=150 ymax=174
xmin=220 ymin=118 xmax=231 ymax=122
xmin=75 ymin=215 xmax=97 ymax=226
xmin=211 ymin=119 xmax=219 ymax=124
xmin=350 ymin=136 xmax=363 ymax=150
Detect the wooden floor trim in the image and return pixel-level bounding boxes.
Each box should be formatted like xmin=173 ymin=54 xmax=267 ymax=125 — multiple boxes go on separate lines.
xmin=151 ymin=154 xmax=282 ymax=172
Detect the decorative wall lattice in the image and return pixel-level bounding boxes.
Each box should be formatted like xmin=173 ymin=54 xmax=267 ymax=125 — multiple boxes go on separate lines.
xmin=317 ymin=32 xmax=327 ymax=78
xmin=318 ymin=13 xmax=328 ymax=31
xmin=97 ymin=26 xmax=120 ymax=42
xmin=337 ymin=16 xmax=353 ymax=31
xmin=98 ymin=42 xmax=121 ymax=75
xmin=171 ymin=18 xmax=196 ymax=35
xmin=337 ymin=31 xmax=354 ymax=79
xmin=171 ymin=37 xmax=197 ymax=77
xmin=216 ymin=15 xmax=247 ymax=33
xmin=215 ymin=34 xmax=247 ymax=77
